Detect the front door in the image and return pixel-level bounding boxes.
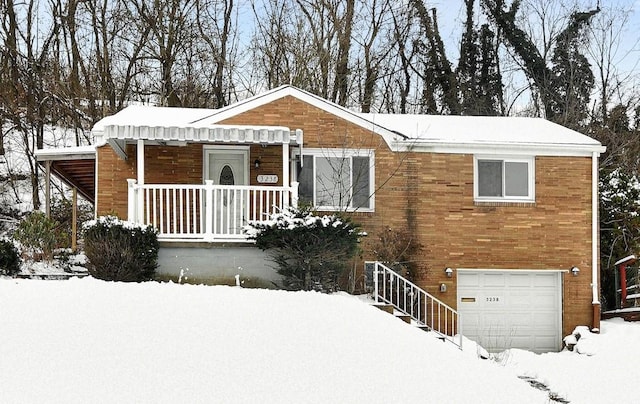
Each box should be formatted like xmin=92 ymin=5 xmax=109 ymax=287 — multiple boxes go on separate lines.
xmin=205 ymin=148 xmax=248 ymax=236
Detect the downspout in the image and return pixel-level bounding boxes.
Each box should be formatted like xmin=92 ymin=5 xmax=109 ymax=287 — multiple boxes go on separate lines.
xmin=592 ymin=151 xmax=601 ymax=331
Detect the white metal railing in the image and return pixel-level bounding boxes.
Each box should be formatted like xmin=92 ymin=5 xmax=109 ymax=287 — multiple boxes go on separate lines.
xmin=371 ymin=261 xmax=462 ymax=349
xmin=127 ymin=179 xmax=299 ymax=242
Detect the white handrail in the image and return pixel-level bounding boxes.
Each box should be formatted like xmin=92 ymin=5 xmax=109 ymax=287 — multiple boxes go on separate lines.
xmin=127 ymin=181 xmax=296 ymax=242
xmin=370 ymin=261 xmax=462 ymax=349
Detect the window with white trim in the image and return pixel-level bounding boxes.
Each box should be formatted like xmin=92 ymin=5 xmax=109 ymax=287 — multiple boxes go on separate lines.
xmin=474 ymin=156 xmax=534 ymax=202
xmin=295 ymin=149 xmax=374 ymax=211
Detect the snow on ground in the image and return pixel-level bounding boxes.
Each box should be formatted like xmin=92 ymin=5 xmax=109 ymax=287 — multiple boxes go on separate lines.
xmin=0 ymin=278 xmax=638 ymax=404
xmin=0 ymin=278 xmax=546 ymax=404
xmin=502 ymin=318 xmax=640 ymax=404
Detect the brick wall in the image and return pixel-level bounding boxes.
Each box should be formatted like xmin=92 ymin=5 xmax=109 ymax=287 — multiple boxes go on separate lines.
xmin=96 ymin=95 xmax=597 ymax=336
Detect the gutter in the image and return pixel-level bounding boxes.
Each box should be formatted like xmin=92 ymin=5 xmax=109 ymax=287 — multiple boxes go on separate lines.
xmin=592 ymin=151 xmax=600 ymax=305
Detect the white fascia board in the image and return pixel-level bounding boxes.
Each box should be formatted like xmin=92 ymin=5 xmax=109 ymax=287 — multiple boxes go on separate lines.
xmin=35 ymin=145 xmax=96 ymax=161
xmin=392 ymin=140 xmax=607 ymax=157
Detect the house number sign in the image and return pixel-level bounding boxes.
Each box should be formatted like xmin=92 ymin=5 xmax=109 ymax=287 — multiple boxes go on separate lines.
xmin=257 ymin=174 xmax=278 ymax=184
xmin=486 ymin=297 xmax=500 ymax=302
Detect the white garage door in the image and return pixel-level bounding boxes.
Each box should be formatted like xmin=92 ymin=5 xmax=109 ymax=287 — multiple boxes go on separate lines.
xmin=457 ymin=270 xmax=562 ymax=353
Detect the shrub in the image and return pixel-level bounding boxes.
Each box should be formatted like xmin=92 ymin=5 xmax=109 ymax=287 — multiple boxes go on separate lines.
xmin=371 ymin=226 xmax=424 ymax=280
xmin=244 ymin=206 xmax=362 ymax=292
xmin=13 ymin=211 xmax=61 ymax=260
xmin=50 ymin=197 xmax=93 ymax=248
xmin=83 ymin=216 xmax=159 ymax=282
xmin=0 ymin=239 xmax=21 ymax=276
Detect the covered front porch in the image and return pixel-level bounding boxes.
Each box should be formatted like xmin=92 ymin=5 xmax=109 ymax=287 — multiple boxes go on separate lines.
xmin=108 ymin=124 xmax=304 ymax=243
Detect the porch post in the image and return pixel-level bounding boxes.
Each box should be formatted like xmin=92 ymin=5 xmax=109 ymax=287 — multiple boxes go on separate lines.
xmin=282 ymin=142 xmax=290 ymax=207
xmin=137 ymin=139 xmax=145 ymax=185
xmin=137 ymin=140 xmax=145 ymax=222
xmin=45 ymin=160 xmax=51 ymax=217
xmin=71 ymin=187 xmax=77 ymax=251
xmin=127 ymin=179 xmax=137 ymax=222
xmin=204 ymin=180 xmax=214 ymax=241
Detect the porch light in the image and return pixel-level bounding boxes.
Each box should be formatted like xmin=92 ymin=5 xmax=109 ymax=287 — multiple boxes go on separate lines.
xmin=571 ymin=266 xmax=580 ymax=276
xmin=445 ymin=267 xmax=453 ymax=278
xmin=254 ymin=158 xmax=261 ymax=169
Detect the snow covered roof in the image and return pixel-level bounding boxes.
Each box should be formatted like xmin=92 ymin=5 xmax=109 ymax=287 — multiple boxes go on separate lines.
xmin=35 ymin=146 xmax=96 ymax=203
xmin=90 ymin=86 xmax=605 ymax=157
xmin=92 ymin=105 xmax=296 ymax=146
xmin=35 ymin=145 xmax=96 ymax=161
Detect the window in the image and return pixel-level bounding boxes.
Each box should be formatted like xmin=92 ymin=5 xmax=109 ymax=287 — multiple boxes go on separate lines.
xmin=295 ymin=149 xmax=374 ymax=211
xmin=475 ymin=156 xmax=534 ymax=202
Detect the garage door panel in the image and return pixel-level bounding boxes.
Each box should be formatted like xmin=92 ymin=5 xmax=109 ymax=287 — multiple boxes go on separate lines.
xmin=508 ymin=273 xmax=534 ymax=287
xmin=457 ymin=273 xmax=480 ymax=287
xmin=458 ymin=271 xmax=561 ymax=353
xmin=510 ymin=313 xmax=534 ymax=327
xmin=533 ymin=273 xmax=558 ymax=286
xmin=483 ymin=273 xmax=506 ymax=287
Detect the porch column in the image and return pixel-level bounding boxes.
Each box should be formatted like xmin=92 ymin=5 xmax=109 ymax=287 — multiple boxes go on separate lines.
xmin=137 ymin=139 xmax=145 ymax=185
xmin=71 ymin=187 xmax=77 ymax=251
xmin=137 ymin=140 xmax=145 ymax=222
xmin=282 ymin=142 xmax=290 ymax=207
xmin=45 ymin=160 xmax=51 ymax=217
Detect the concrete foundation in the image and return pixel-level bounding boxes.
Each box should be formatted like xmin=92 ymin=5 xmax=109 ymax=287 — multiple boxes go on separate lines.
xmin=157 ymin=243 xmax=283 ymax=288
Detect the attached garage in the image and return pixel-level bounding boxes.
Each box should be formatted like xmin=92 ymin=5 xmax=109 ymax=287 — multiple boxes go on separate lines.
xmin=457 ymin=270 xmax=562 ymax=353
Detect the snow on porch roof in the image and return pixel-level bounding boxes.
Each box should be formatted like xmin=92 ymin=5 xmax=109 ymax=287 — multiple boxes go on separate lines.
xmin=92 ymin=105 xmax=294 ymax=145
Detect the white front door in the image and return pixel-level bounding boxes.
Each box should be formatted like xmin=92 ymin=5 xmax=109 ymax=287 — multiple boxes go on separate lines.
xmin=205 ymin=148 xmax=248 ymax=236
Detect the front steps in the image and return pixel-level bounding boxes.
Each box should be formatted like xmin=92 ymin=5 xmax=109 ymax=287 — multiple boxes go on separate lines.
xmin=372 ymin=303 xmax=445 ymax=340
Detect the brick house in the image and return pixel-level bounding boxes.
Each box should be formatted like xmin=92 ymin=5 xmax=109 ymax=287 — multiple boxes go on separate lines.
xmin=38 ymin=85 xmax=605 ymax=353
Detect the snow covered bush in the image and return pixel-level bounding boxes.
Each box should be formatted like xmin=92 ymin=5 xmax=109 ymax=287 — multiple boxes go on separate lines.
xmin=244 ymin=206 xmax=362 ymax=292
xmin=83 ymin=216 xmax=159 ymax=282
xmin=13 ymin=211 xmax=62 ymax=261
xmin=0 ymin=239 xmax=20 ymax=276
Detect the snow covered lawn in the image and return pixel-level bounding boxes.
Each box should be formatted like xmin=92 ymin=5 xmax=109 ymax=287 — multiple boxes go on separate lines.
xmin=0 ymin=278 xmax=638 ymax=403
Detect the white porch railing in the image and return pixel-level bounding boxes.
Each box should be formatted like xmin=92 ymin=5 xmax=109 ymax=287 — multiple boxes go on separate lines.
xmin=371 ymin=261 xmax=462 ymax=349
xmin=127 ymin=179 xmax=299 ymax=242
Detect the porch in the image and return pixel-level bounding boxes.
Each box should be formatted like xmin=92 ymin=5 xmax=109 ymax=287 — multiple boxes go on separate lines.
xmin=117 ymin=124 xmax=305 ymax=243
xmin=127 ymin=180 xmax=299 ymax=242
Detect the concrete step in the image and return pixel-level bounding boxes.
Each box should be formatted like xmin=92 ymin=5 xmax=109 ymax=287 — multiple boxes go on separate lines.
xmin=372 ymin=303 xmax=394 ymax=314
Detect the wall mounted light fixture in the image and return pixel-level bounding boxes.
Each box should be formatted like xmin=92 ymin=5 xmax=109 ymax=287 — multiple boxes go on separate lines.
xmin=254 ymin=159 xmax=261 ymax=169
xmin=445 ymin=267 xmax=453 ymax=278
xmin=571 ymin=266 xmax=580 ymax=276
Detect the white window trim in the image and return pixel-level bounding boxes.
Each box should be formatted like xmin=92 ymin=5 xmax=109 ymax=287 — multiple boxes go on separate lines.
xmin=473 ymin=155 xmax=535 ymax=203
xmin=293 ymin=148 xmax=375 ymax=212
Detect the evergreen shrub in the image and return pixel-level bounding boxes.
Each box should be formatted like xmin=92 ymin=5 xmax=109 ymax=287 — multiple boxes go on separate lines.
xmin=244 ymin=206 xmax=362 ymax=292
xmin=0 ymin=239 xmax=20 ymax=276
xmin=83 ymin=216 xmax=159 ymax=282
xmin=13 ymin=211 xmax=61 ymax=260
